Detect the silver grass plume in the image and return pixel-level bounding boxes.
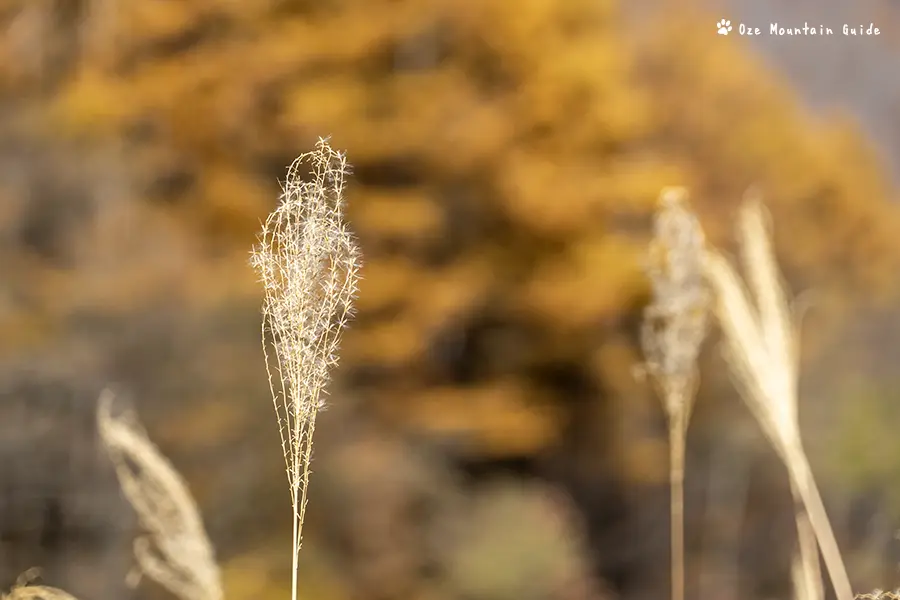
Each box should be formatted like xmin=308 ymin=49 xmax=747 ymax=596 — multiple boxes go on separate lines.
xmin=250 ymin=138 xmax=361 ymax=600
xmin=97 ymin=391 xmax=223 ymax=600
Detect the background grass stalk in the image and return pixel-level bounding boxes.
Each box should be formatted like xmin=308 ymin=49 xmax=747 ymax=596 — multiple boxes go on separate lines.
xmin=668 ymin=404 xmax=688 ymax=600
xmin=702 ymin=195 xmax=852 ymax=600
xmin=641 ymin=188 xmax=711 ymax=600
xmin=790 ymin=472 xmax=823 ymax=600
xmin=786 ymin=442 xmax=852 ymax=600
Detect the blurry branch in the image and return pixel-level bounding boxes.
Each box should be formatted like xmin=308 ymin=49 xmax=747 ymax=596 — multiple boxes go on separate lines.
xmin=703 ymin=194 xmax=851 ymax=600
xmin=81 ymin=0 xmax=119 ymax=70
xmin=5 ymin=4 xmax=47 ymax=85
xmin=250 ymin=138 xmax=361 ymax=600
xmin=97 ymin=390 xmax=223 ymax=600
xmin=640 ymin=187 xmax=711 ymax=600
xmin=2 ymin=570 xmax=79 ymax=600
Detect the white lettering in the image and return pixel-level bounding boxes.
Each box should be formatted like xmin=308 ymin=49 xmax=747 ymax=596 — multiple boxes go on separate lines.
xmin=844 ymin=23 xmax=881 ymax=35
xmin=769 ymin=22 xmax=835 ymax=35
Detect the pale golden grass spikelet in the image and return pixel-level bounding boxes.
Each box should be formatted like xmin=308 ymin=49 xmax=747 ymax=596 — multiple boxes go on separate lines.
xmin=2 ymin=570 xmax=79 ymax=600
xmin=2 ymin=588 xmax=78 ymax=600
xmin=703 ymin=193 xmax=852 ymax=600
xmin=641 ymin=186 xmax=711 ymax=418
xmin=640 ymin=186 xmax=711 ymax=600
xmin=250 ymin=137 xmax=361 ymax=600
xmin=856 ymin=592 xmax=900 ymax=599
xmin=97 ymin=390 xmax=223 ymax=600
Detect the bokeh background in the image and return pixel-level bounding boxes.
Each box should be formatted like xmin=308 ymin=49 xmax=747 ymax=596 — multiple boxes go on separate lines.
xmin=2 ymin=1 xmax=900 ymax=599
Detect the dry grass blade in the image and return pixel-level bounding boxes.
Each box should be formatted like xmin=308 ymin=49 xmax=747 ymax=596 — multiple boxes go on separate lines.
xmin=736 ymin=197 xmax=798 ymax=441
xmin=738 ymin=195 xmax=796 ymax=383
xmin=703 ymin=195 xmax=852 ymax=600
xmin=250 ymin=137 xmax=361 ymax=600
xmin=97 ymin=390 xmax=223 ymax=600
xmin=641 ymin=187 xmax=711 ymax=600
xmin=2 ymin=590 xmax=79 ymax=600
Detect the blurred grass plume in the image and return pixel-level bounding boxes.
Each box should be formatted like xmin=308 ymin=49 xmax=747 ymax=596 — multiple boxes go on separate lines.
xmin=640 ymin=186 xmax=711 ymax=600
xmin=97 ymin=390 xmax=223 ymax=600
xmin=2 ymin=570 xmax=80 ymax=600
xmin=704 ymin=194 xmax=851 ymax=600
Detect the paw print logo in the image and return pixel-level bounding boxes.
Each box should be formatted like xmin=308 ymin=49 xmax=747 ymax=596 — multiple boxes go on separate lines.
xmin=717 ymin=19 xmax=733 ymax=35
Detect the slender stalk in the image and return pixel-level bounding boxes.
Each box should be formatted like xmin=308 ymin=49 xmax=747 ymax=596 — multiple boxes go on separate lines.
xmin=785 ymin=446 xmax=853 ymax=600
xmin=789 ymin=469 xmax=823 ymax=600
xmin=293 ymin=413 xmax=317 ymax=600
xmin=668 ymin=405 xmax=687 ymax=600
xmin=291 ymin=512 xmax=299 ymax=600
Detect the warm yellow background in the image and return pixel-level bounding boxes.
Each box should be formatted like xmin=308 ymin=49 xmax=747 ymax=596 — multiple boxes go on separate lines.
xmin=2 ymin=1 xmax=900 ymax=599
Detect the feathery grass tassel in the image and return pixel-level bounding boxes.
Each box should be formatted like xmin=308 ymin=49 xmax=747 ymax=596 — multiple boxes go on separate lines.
xmin=97 ymin=390 xmax=223 ymax=600
xmin=3 ymin=569 xmax=81 ymax=600
xmin=704 ymin=194 xmax=852 ymax=600
xmin=251 ymin=138 xmax=361 ymax=600
xmin=640 ymin=187 xmax=711 ymax=600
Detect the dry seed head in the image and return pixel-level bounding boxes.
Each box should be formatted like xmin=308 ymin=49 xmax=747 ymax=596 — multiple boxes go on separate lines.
xmin=97 ymin=391 xmax=223 ymax=600
xmin=640 ymin=187 xmax=711 ymax=412
xmin=704 ymin=195 xmax=853 ymax=600
xmin=3 ymin=588 xmax=80 ymax=600
xmin=251 ymin=138 xmax=361 ymax=600
xmin=703 ymin=197 xmax=800 ymax=453
xmin=2 ymin=570 xmax=80 ymax=600
xmin=251 ymin=137 xmax=360 ymax=491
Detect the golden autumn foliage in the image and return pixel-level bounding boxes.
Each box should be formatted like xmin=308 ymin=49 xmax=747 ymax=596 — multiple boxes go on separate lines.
xmin=2 ymin=0 xmax=900 ymax=555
